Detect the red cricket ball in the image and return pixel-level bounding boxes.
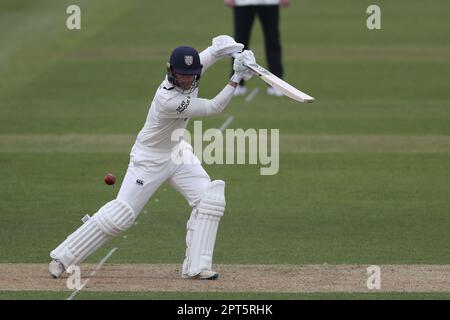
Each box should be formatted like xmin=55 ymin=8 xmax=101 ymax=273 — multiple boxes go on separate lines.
xmin=104 ymin=173 xmax=116 ymax=185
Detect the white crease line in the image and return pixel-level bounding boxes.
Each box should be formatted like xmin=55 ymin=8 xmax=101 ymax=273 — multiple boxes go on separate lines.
xmin=245 ymin=88 xmax=259 ymax=102
xmin=218 ymin=116 xmax=234 ymax=132
xmin=67 ymin=247 xmax=117 ymax=300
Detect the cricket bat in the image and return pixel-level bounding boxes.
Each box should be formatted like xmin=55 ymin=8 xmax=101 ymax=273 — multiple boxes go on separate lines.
xmin=232 ymin=53 xmax=315 ymax=103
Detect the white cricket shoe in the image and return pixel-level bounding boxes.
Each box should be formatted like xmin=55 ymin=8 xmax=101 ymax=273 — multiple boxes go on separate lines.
xmin=267 ymin=86 xmax=283 ymax=96
xmin=234 ymin=85 xmax=247 ymax=96
xmin=182 ymin=270 xmax=219 ymax=280
xmin=48 ymin=259 xmax=65 ymax=279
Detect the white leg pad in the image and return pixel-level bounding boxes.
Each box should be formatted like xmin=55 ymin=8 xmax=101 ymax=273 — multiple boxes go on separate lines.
xmin=182 ymin=180 xmax=226 ymax=277
xmin=50 ymin=199 xmax=135 ymax=269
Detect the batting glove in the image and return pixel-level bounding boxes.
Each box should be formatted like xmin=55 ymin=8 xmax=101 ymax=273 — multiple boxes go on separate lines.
xmin=211 ymin=35 xmax=244 ymax=58
xmin=232 ymin=50 xmax=256 ymax=82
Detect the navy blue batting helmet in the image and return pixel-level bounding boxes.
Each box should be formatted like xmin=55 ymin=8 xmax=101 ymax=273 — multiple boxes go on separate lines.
xmin=168 ymin=46 xmax=202 ymax=75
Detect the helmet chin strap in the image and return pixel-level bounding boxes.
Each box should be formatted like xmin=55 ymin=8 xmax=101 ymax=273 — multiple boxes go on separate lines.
xmin=182 ymin=76 xmax=200 ymax=94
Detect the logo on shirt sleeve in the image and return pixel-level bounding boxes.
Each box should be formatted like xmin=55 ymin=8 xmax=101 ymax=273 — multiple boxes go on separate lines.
xmin=176 ymin=96 xmax=190 ymax=114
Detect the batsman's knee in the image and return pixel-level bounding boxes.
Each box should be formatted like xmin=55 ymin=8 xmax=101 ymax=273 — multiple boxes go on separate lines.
xmin=93 ymin=199 xmax=136 ymax=236
xmin=197 ymin=180 xmax=226 ymax=216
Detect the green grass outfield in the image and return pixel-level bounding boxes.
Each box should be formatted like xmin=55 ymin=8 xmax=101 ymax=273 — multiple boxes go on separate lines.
xmin=1 ymin=0 xmax=450 ymax=299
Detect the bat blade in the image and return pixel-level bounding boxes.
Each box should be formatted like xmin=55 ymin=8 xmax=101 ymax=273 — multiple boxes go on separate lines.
xmin=246 ymin=63 xmax=315 ymax=103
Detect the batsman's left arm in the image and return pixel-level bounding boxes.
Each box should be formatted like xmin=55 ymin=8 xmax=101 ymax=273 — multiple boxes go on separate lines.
xmin=199 ymin=47 xmax=219 ymax=75
xmin=158 ymin=83 xmax=236 ymax=118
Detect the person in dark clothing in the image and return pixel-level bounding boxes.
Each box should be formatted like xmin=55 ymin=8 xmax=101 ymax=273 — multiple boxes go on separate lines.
xmin=225 ymin=0 xmax=291 ymax=96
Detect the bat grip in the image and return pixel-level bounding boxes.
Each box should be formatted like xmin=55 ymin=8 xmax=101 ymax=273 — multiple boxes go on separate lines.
xmin=231 ymin=52 xmax=250 ymax=68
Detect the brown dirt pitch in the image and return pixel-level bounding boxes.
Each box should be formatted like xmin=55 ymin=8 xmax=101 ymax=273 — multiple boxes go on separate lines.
xmin=1 ymin=264 xmax=450 ymax=293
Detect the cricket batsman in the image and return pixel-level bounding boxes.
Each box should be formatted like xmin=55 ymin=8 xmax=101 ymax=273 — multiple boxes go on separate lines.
xmin=48 ymin=35 xmax=256 ymax=280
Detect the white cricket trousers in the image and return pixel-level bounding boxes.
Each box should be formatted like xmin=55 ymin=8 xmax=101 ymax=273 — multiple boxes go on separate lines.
xmin=117 ymin=141 xmax=211 ymax=215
